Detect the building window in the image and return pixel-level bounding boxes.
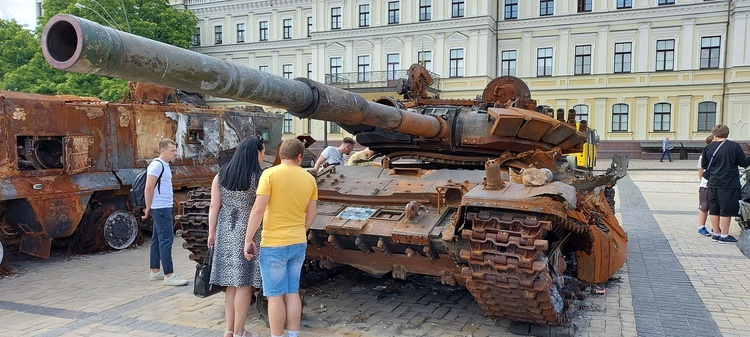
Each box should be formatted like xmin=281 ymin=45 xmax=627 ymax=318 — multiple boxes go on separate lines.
xmin=357 ymin=56 xmax=371 ymax=82
xmin=259 ymin=65 xmax=269 ymax=72
xmin=658 ymin=0 xmax=675 ymax=5
xmin=617 ymin=0 xmax=632 ymax=9
xmin=214 ymin=25 xmax=222 ymax=45
xmin=449 ymin=49 xmax=464 ymax=77
xmin=614 ymin=42 xmax=631 ymax=73
xmin=259 ymin=21 xmax=268 ymax=41
xmin=419 ymin=0 xmax=432 ymax=21
xmin=283 ymin=113 xmax=294 ymax=134
xmin=387 ymin=54 xmax=400 ymax=81
xmin=192 ymin=27 xmax=200 ymax=46
xmin=540 ymin=0 xmax=554 ymax=16
xmin=282 ymin=64 xmax=293 ymax=79
xmin=388 ymin=2 xmax=400 ymax=24
xmin=653 ymin=103 xmax=671 ymax=132
xmin=307 ymin=63 xmax=312 ymax=79
xmin=236 ymin=23 xmax=245 ymax=43
xmin=574 ymin=45 xmax=591 ymax=75
xmin=655 ymin=39 xmax=674 ymax=71
xmin=505 ymin=0 xmax=518 ymax=19
xmin=452 ymin=0 xmax=465 ymax=18
xmin=501 ymin=50 xmax=517 ymax=76
xmin=573 ymin=104 xmax=589 ymax=122
xmin=331 ymin=7 xmax=342 ymax=30
xmin=700 ymin=36 xmax=721 ymax=69
xmin=578 ymin=0 xmax=592 ymax=12
xmin=612 ymin=104 xmax=628 ymax=132
xmin=537 ymin=47 xmax=553 ymax=77
xmin=307 ymin=17 xmax=312 ymax=37
xmin=283 ymin=19 xmax=292 ymax=39
xmin=697 ymin=102 xmax=717 ymax=132
xmin=358 ymin=5 xmax=371 ymax=27
xmin=329 ymin=122 xmax=341 ymax=134
xmin=329 ymin=57 xmax=342 ymax=83
xmin=418 ymin=51 xmax=432 ymax=71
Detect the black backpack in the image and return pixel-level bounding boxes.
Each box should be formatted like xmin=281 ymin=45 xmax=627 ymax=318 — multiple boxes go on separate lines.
xmin=129 ymin=160 xmax=165 ymax=208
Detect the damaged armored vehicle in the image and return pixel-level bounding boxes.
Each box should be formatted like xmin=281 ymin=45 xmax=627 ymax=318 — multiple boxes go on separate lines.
xmin=41 ymin=14 xmax=628 ymax=325
xmin=0 ymin=80 xmax=281 ymax=265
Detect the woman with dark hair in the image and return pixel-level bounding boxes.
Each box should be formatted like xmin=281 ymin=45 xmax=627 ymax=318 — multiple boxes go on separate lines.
xmin=207 ymin=136 xmax=265 ymax=337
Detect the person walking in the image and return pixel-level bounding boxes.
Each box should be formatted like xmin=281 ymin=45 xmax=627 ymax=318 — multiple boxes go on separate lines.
xmin=697 ymin=135 xmax=714 ymax=236
xmin=244 ymin=139 xmax=318 ymax=337
xmin=208 ymin=136 xmax=265 ymax=337
xmin=660 ymin=136 xmax=673 ymax=162
xmin=701 ymin=124 xmax=750 ymax=243
xmin=143 ymin=139 xmax=188 ymax=286
xmin=312 ymin=137 xmax=355 ymax=171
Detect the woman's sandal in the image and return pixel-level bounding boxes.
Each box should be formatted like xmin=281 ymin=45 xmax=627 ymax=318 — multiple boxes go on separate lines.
xmin=233 ymin=331 xmax=260 ymax=337
xmin=223 ymin=330 xmax=233 ymax=337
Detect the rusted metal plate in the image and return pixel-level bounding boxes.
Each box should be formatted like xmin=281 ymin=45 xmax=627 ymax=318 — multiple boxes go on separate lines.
xmin=462 ymin=182 xmax=576 ymax=209
xmin=541 ymin=123 xmax=577 ymax=145
xmin=392 ymin=207 xmax=443 ymax=245
xmin=487 ymin=108 xmax=525 ymax=137
xmin=64 ymin=135 xmax=92 ymax=174
xmin=516 ymin=114 xmax=553 ymax=141
xmin=306 ymin=244 xmax=461 ymax=280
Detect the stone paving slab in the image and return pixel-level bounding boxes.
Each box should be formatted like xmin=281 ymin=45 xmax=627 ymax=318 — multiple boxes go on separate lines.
xmin=1 ymin=170 xmax=749 ymax=336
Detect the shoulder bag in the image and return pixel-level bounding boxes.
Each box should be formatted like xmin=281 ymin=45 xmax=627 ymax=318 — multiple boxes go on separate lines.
xmin=193 ymin=246 xmax=225 ymax=298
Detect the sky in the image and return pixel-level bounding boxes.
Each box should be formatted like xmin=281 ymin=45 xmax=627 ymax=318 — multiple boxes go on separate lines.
xmin=0 ymin=0 xmax=39 ymax=30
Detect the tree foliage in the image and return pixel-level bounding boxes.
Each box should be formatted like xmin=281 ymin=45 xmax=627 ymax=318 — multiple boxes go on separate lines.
xmin=1 ymin=0 xmax=198 ymax=100
xmin=0 ymin=19 xmax=37 ymax=84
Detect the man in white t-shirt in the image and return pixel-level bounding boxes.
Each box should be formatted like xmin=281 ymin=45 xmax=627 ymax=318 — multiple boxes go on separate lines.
xmin=143 ymin=139 xmax=187 ymax=286
xmin=696 ymin=135 xmax=715 ymax=236
xmin=312 ymin=137 xmax=355 ymax=171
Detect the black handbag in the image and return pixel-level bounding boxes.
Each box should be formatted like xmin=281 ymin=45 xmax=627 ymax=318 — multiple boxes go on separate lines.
xmin=193 ymin=247 xmax=224 ymax=298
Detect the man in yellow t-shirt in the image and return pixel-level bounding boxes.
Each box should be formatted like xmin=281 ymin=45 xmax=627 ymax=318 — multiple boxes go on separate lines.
xmin=244 ymin=139 xmax=318 ymax=337
xmin=347 ymin=147 xmax=376 ymax=166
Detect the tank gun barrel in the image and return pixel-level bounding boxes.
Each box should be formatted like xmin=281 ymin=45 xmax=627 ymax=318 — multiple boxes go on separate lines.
xmin=41 ymin=15 xmax=445 ymax=139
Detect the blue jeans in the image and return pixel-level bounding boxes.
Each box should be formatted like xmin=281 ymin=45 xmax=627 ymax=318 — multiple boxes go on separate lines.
xmin=149 ymin=207 xmax=175 ymax=274
xmin=259 ymin=243 xmax=306 ymax=297
xmin=660 ymin=150 xmax=672 ymax=161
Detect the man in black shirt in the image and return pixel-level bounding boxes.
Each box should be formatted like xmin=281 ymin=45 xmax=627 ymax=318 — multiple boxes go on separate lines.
xmin=701 ymin=124 xmax=750 ymax=243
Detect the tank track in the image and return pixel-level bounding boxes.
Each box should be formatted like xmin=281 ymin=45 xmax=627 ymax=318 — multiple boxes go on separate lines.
xmin=175 ymin=188 xmax=211 ymax=264
xmin=459 ymin=209 xmax=564 ymax=325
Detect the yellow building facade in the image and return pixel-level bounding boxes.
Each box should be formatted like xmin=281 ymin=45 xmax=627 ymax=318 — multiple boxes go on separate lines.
xmin=175 ymin=0 xmax=750 ymax=149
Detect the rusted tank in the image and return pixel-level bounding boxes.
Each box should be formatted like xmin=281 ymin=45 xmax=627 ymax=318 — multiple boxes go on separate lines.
xmin=41 ymin=14 xmax=629 ymax=325
xmin=0 ymin=83 xmax=281 ymax=264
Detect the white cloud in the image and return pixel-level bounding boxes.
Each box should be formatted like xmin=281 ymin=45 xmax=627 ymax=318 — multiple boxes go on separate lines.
xmin=0 ymin=0 xmax=39 ymax=30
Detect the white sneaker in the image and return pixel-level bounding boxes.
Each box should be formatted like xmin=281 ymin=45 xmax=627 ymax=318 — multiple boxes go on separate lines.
xmin=163 ymin=273 xmax=188 ymax=286
xmin=149 ymin=270 xmax=164 ymax=281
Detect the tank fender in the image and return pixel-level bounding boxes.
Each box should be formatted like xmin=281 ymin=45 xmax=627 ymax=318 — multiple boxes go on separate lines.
xmin=574 ymin=187 xmax=627 ymax=283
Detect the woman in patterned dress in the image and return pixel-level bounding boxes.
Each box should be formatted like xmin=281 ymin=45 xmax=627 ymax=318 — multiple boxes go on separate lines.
xmin=208 ymin=136 xmax=265 ymax=337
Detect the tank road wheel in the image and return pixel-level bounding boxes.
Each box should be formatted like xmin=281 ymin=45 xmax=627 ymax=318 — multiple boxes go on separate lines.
xmin=103 ymin=210 xmax=139 ymax=250
xmin=459 ymin=209 xmax=564 ymax=325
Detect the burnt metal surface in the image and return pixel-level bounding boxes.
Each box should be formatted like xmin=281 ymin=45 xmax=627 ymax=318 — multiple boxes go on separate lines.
xmin=39 ymin=15 xmax=630 ymax=326
xmin=0 ymin=87 xmax=281 ymax=259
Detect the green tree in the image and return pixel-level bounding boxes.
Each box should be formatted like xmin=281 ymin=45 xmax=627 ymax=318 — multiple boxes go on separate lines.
xmin=0 ymin=19 xmax=38 ymax=84
xmin=2 ymin=0 xmax=198 ymax=100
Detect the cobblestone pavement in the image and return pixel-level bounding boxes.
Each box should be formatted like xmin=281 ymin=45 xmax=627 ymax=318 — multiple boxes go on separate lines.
xmin=1 ymin=170 xmax=748 ymax=337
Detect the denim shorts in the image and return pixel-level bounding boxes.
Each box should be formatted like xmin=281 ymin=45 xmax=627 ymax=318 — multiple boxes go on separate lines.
xmin=259 ymin=243 xmax=306 ymax=297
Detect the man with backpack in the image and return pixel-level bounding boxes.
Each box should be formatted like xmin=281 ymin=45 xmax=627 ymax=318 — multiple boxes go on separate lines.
xmin=144 ymin=139 xmax=188 ymax=286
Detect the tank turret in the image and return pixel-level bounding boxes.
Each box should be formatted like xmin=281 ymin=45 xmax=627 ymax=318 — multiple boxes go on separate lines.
xmin=42 ymin=15 xmax=586 ymax=169
xmin=42 ymin=15 xmax=628 ymax=326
